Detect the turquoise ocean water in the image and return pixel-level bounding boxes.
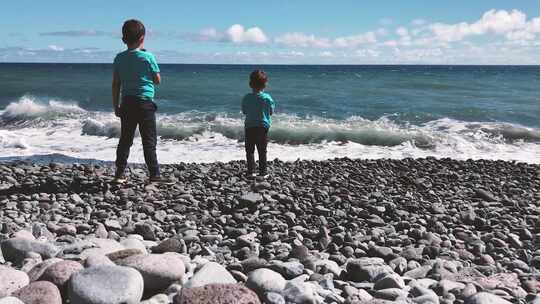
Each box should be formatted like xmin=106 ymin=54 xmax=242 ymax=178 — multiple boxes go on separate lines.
xmin=1 ymin=63 xmax=539 ymax=163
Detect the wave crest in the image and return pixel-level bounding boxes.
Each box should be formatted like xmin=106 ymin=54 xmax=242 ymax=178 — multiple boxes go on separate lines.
xmin=78 ymin=114 xmax=431 ymax=147
xmin=1 ymin=97 xmax=539 ymax=151
xmin=0 ymin=96 xmax=85 ymax=126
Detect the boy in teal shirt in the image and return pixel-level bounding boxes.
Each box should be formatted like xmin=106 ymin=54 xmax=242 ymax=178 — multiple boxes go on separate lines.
xmin=112 ymin=19 xmax=163 ymax=183
xmin=241 ymin=70 xmax=276 ymax=177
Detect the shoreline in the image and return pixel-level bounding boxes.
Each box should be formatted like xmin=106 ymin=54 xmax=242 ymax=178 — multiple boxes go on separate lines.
xmin=1 ymin=153 xmax=540 ymax=166
xmin=0 ymin=157 xmax=538 ymax=303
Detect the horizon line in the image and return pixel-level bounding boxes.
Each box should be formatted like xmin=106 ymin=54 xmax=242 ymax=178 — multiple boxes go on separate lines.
xmin=1 ymin=61 xmax=540 ymax=67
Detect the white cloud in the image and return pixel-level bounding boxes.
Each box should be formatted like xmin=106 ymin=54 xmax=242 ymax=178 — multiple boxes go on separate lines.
xmin=396 ymin=27 xmax=409 ymax=37
xmin=319 ymin=51 xmax=334 ymax=57
xmin=430 ymin=9 xmax=528 ymax=42
xmin=274 ymin=33 xmax=331 ymax=48
xmin=355 ymin=49 xmax=380 ymax=57
xmin=334 ymin=32 xmax=377 ymax=47
xmin=506 ymin=30 xmax=535 ymax=41
xmin=0 ymin=46 xmax=113 ymax=63
xmin=376 ymin=28 xmax=389 ymax=36
xmin=180 ymin=24 xmax=268 ymax=44
xmin=288 ymin=51 xmax=305 ymax=57
xmin=48 ymin=45 xmax=64 ymax=51
xmin=275 ymin=31 xmax=377 ymax=48
xmin=225 ymin=24 xmax=268 ymax=44
xmin=198 ymin=28 xmax=220 ymax=41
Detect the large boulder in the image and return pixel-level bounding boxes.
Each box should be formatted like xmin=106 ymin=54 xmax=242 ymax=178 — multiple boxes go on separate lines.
xmin=27 ymin=258 xmax=64 ymax=282
xmin=39 ymin=260 xmax=84 ymax=293
xmin=1 ymin=238 xmax=59 ymax=264
xmin=115 ymin=253 xmax=185 ymax=292
xmin=68 ymin=266 xmax=143 ymax=304
xmin=464 ymin=292 xmax=512 ymax=304
xmin=0 ymin=297 xmax=25 ymax=304
xmin=246 ymin=268 xmax=287 ymax=296
xmin=174 ymin=284 xmax=261 ymax=304
xmin=12 ymin=281 xmax=62 ymax=304
xmin=0 ymin=266 xmax=29 ymax=297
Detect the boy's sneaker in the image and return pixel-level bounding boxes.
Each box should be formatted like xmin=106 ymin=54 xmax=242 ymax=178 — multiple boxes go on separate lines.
xmin=258 ymin=172 xmax=269 ymax=179
xmin=113 ymin=174 xmax=127 ymax=184
xmin=245 ymin=172 xmax=257 ymax=179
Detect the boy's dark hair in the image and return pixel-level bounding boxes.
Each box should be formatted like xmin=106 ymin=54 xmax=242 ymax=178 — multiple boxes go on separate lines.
xmin=122 ymin=19 xmax=146 ymax=45
xmin=250 ymin=70 xmax=268 ymax=90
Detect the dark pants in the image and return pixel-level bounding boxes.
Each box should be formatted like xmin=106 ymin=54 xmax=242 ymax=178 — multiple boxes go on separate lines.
xmin=245 ymin=127 xmax=268 ymax=174
xmin=115 ymin=96 xmax=160 ymax=177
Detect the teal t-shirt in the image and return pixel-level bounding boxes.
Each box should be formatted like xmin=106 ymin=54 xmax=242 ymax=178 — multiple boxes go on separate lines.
xmin=113 ymin=49 xmax=160 ymax=100
xmin=241 ymin=92 xmax=276 ymax=129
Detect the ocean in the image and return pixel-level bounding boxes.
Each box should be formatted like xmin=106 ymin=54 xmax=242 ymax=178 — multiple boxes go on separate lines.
xmin=1 ymin=63 xmax=540 ymax=164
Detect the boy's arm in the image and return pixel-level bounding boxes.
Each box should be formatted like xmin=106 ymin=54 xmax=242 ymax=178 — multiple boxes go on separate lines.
xmin=112 ymin=70 xmax=121 ymax=117
xmin=241 ymin=96 xmax=247 ymax=114
xmin=267 ymin=96 xmax=276 ymax=116
xmin=148 ymin=53 xmax=161 ymax=85
xmin=152 ymin=73 xmax=161 ymax=85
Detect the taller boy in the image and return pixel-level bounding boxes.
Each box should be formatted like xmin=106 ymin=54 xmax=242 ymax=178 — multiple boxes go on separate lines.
xmin=112 ymin=19 xmax=162 ymax=182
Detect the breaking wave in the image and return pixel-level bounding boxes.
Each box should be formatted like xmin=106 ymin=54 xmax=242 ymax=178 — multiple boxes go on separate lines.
xmin=1 ymin=97 xmax=540 ymax=163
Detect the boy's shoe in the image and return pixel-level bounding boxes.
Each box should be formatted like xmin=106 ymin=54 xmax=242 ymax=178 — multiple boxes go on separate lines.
xmin=112 ymin=175 xmax=127 ymax=184
xmin=245 ymin=172 xmax=257 ymax=179
xmin=258 ymin=172 xmax=270 ymax=179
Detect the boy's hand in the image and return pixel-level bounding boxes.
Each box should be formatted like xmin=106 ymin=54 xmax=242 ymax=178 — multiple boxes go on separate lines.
xmin=114 ymin=107 xmax=122 ymax=118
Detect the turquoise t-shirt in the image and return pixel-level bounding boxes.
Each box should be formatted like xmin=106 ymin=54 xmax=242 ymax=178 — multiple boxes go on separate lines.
xmin=241 ymin=92 xmax=276 ymax=129
xmin=113 ymin=49 xmax=160 ymax=100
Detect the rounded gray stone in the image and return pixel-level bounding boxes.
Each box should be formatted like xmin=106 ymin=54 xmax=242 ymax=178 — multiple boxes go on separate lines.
xmin=282 ymin=281 xmax=318 ymax=304
xmin=13 ymin=281 xmax=62 ymax=304
xmin=374 ymin=273 xmax=406 ymax=290
xmin=84 ymin=254 xmax=115 ymax=268
xmin=346 ymin=257 xmax=395 ymax=282
xmin=183 ymin=262 xmax=236 ymax=288
xmin=246 ymin=268 xmax=287 ymax=295
xmin=27 ymin=258 xmax=64 ymax=282
xmin=68 ymin=266 xmax=143 ymax=304
xmin=465 ymin=292 xmax=513 ymax=304
xmin=116 ymin=253 xmax=185 ymax=292
xmin=39 ymin=260 xmax=83 ymax=289
xmin=0 ymin=238 xmax=60 ymax=264
xmin=0 ymin=297 xmax=25 ymax=304
xmin=0 ymin=266 xmax=29 ymax=297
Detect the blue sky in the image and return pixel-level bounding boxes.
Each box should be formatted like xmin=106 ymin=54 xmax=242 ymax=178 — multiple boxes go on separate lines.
xmin=2 ymin=0 xmax=540 ymax=64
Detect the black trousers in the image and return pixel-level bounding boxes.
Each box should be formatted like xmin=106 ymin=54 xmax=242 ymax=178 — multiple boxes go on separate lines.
xmin=115 ymin=96 xmax=160 ymax=177
xmin=245 ymin=127 xmax=268 ymax=174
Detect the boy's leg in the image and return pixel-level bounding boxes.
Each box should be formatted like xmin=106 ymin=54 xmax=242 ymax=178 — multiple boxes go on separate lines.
xmin=115 ymin=102 xmax=138 ymax=177
xmin=245 ymin=128 xmax=256 ymax=174
xmin=139 ymin=101 xmax=160 ymax=177
xmin=255 ymin=127 xmax=269 ymax=175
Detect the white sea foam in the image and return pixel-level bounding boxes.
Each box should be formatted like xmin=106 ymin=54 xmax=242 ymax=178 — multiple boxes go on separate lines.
xmin=1 ymin=97 xmax=540 ymax=164
xmin=1 ymin=95 xmax=85 ymax=121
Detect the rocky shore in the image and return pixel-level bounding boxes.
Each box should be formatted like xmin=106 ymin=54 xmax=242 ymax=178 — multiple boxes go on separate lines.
xmin=0 ymin=158 xmax=538 ymax=304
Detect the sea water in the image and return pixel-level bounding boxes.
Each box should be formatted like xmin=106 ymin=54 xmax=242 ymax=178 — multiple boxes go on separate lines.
xmin=1 ymin=63 xmax=539 ymax=164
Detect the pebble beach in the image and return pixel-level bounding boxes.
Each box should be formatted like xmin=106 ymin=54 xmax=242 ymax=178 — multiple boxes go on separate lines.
xmin=0 ymin=157 xmax=539 ymax=304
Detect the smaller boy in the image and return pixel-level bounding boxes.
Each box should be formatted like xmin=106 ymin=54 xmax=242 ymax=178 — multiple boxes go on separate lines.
xmin=241 ymin=70 xmax=276 ymax=177
xmin=112 ymin=19 xmax=164 ymax=183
